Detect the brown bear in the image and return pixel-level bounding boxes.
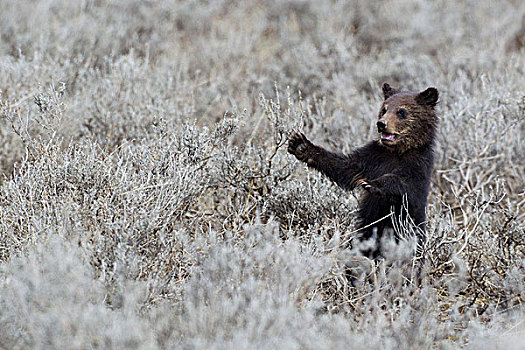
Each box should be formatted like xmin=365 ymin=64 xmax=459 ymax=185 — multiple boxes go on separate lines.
xmin=288 ymin=83 xmax=439 ymax=258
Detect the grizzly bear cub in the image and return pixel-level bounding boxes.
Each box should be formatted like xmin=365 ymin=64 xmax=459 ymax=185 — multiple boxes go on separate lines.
xmin=288 ymin=83 xmax=439 ymax=258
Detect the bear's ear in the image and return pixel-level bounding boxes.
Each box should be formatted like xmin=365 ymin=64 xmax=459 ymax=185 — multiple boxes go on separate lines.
xmin=382 ymin=82 xmax=398 ymax=100
xmin=416 ymin=87 xmax=439 ymax=107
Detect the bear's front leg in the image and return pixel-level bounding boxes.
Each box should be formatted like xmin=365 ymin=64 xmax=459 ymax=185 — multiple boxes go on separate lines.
xmin=359 ymin=173 xmax=407 ymax=200
xmin=288 ymin=131 xmax=364 ymax=190
xmin=287 ymin=131 xmax=318 ymax=166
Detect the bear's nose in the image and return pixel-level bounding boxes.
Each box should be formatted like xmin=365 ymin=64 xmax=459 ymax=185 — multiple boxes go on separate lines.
xmin=377 ymin=120 xmax=387 ymax=132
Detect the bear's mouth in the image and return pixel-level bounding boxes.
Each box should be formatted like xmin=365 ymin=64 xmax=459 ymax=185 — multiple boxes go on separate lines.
xmin=381 ymin=132 xmax=396 ymax=141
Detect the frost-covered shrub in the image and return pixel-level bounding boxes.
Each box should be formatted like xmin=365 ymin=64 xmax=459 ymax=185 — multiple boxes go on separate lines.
xmin=0 ymin=0 xmax=524 ymax=349
xmin=0 ymin=236 xmax=154 ymax=349
xmin=151 ymin=223 xmax=355 ymax=349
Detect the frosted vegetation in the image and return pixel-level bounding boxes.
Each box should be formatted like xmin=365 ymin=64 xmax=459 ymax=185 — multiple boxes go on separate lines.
xmin=0 ymin=0 xmax=524 ymax=348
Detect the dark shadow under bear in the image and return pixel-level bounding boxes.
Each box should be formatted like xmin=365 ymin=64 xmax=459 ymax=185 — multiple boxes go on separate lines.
xmin=288 ymin=83 xmax=439 ymax=258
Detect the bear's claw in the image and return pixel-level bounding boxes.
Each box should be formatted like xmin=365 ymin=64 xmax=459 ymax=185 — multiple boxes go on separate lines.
xmin=358 ymin=179 xmax=372 ymax=189
xmin=288 ymin=131 xmax=311 ymax=160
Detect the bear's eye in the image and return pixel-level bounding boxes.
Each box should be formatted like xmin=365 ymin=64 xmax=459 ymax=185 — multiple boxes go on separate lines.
xmin=380 ymin=107 xmax=387 ymax=115
xmin=397 ymin=108 xmax=407 ymax=118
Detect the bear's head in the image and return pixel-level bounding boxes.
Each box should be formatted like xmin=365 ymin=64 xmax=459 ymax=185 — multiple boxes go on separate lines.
xmin=376 ymin=83 xmax=439 ymax=153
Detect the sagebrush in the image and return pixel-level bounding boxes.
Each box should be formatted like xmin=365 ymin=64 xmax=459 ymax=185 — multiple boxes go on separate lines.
xmin=0 ymin=1 xmax=524 ymax=349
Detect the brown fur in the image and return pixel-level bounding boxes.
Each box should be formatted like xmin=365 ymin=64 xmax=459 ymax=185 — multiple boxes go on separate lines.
xmin=378 ymin=83 xmax=439 ymax=154
xmin=288 ymin=82 xmax=439 ymax=258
